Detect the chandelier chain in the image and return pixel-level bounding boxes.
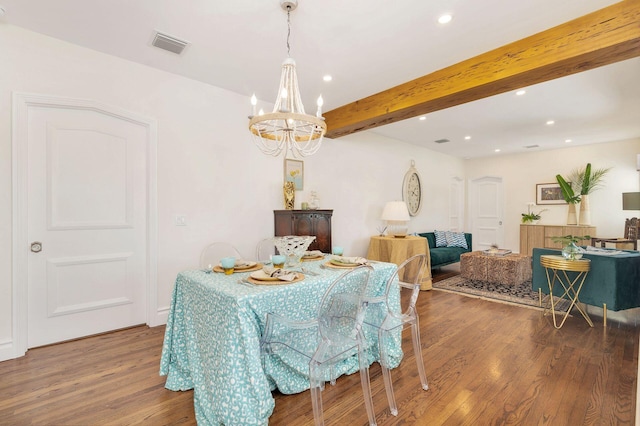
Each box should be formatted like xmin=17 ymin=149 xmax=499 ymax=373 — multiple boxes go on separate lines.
xmin=286 ymin=6 xmax=291 ymax=57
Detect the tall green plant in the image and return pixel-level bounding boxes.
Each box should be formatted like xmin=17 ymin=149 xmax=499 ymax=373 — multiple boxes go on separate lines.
xmin=556 ymin=174 xmax=580 ymax=204
xmin=568 ymin=162 xmax=611 ymax=195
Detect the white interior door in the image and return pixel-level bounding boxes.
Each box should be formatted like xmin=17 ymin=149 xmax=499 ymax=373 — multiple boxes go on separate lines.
xmin=470 ymin=176 xmax=504 ymax=251
xmin=26 ymin=103 xmax=148 ymax=347
xmin=449 ymin=177 xmax=464 ymax=231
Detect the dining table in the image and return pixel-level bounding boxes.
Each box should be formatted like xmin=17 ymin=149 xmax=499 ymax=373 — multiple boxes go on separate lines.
xmin=160 ymin=254 xmax=402 ymax=426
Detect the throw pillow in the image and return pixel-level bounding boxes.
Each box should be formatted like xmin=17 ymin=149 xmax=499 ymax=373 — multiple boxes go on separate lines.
xmin=434 ymin=230 xmax=447 ymax=247
xmin=446 ymin=231 xmax=468 ymax=249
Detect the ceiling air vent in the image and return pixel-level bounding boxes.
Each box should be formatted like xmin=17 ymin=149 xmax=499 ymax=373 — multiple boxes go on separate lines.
xmin=525 ymin=144 xmax=540 ymax=149
xmin=152 ymin=31 xmax=190 ymax=55
xmin=434 ymin=139 xmax=450 ymax=144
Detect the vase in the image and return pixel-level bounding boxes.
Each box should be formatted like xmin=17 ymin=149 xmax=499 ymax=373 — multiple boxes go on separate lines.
xmin=579 ymin=194 xmax=591 ymax=226
xmin=561 ymin=241 xmax=584 ymax=260
xmin=566 ymin=203 xmax=578 ymax=225
xmin=283 ymin=182 xmax=295 ymax=210
xmin=308 ymin=190 xmax=320 ymax=210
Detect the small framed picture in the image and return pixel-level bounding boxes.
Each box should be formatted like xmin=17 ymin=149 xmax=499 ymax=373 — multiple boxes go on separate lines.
xmin=536 ymin=183 xmax=567 ymax=205
xmin=284 ymin=158 xmax=304 ymax=191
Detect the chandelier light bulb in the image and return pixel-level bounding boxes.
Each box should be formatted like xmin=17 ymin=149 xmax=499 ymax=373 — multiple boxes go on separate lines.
xmin=250 ymin=94 xmax=257 ymax=116
xmin=258 ymin=108 xmax=264 ymax=116
xmin=316 ymin=95 xmax=323 ymax=117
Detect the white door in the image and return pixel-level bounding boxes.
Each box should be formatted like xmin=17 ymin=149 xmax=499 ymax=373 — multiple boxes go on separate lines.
xmin=449 ymin=177 xmax=464 ymax=232
xmin=26 ymin=104 xmax=148 ymax=347
xmin=470 ymin=176 xmax=504 ymax=251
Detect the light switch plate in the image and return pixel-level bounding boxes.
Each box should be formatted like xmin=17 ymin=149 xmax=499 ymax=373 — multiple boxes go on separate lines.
xmin=175 ymin=215 xmax=187 ymax=226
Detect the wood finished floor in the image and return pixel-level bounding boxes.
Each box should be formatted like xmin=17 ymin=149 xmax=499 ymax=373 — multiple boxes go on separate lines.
xmin=1 ymin=266 xmax=637 ymax=425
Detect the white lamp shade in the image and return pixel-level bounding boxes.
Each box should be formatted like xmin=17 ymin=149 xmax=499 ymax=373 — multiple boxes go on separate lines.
xmin=381 ymin=201 xmax=410 ymax=221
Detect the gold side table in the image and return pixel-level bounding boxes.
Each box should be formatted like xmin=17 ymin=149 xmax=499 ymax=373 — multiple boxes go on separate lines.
xmin=540 ymin=255 xmax=592 ymax=329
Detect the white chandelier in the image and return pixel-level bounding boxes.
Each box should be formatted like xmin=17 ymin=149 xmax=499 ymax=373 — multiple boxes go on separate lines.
xmin=248 ymin=0 xmax=326 ymax=157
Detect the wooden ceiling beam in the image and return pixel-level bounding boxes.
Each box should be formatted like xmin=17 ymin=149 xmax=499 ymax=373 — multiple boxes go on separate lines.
xmin=324 ymin=0 xmax=640 ymax=139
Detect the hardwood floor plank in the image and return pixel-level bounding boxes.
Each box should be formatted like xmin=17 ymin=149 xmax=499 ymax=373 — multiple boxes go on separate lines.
xmin=0 ymin=285 xmax=636 ymax=425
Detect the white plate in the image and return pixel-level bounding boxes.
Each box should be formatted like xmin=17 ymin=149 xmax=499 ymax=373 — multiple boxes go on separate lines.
xmin=250 ymin=270 xmax=281 ymax=281
xmin=234 ymin=260 xmax=257 ymax=270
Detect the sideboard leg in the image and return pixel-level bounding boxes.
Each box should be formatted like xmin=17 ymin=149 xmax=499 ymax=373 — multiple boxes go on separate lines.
xmin=603 ymin=303 xmax=607 ymax=327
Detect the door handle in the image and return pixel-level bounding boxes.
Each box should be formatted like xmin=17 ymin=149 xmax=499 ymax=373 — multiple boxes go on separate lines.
xmin=30 ymin=241 xmax=42 ymax=253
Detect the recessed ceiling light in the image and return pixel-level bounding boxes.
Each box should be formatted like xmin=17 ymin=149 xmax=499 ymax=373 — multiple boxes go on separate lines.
xmin=323 ymin=75 xmax=332 ymax=82
xmin=438 ymin=14 xmax=452 ymax=24
xmin=516 ymin=90 xmax=526 ymax=96
xmin=464 ymin=135 xmax=471 ymax=140
xmin=546 ymin=120 xmax=555 ymax=125
xmin=494 ymin=149 xmax=501 ymax=153
xmin=418 ymin=116 xmax=427 ymax=121
xmin=565 ymin=139 xmax=572 ymax=143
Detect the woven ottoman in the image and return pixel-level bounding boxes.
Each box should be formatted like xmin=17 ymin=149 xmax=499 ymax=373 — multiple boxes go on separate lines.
xmin=460 ymin=251 xmax=532 ymax=286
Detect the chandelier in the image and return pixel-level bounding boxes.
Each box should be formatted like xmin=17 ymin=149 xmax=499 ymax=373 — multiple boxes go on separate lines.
xmin=248 ymin=0 xmax=326 ymax=157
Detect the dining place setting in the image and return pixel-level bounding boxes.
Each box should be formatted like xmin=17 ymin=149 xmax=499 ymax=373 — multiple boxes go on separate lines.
xmin=201 ymin=237 xmax=374 ymax=288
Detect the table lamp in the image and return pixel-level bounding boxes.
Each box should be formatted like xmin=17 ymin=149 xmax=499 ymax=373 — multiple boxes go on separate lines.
xmin=381 ymin=201 xmax=410 ymax=238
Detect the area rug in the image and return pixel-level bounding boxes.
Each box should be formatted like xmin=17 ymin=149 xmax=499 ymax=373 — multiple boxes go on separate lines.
xmin=433 ymin=275 xmax=571 ymax=312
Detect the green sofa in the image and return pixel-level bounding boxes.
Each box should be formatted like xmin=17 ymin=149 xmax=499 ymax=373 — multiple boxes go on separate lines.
xmin=532 ymin=247 xmax=640 ymax=311
xmin=418 ymin=232 xmax=472 ymax=269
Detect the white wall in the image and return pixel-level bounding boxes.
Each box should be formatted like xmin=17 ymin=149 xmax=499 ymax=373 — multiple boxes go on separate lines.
xmin=464 ymin=138 xmax=640 ymax=252
xmin=0 ymin=25 xmax=465 ymax=358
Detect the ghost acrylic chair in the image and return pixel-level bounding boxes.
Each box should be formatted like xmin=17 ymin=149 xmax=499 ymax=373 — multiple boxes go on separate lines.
xmin=199 ymin=242 xmax=243 ymax=270
xmin=260 ymin=265 xmax=378 ymax=426
xmin=255 ymin=237 xmax=277 ymax=264
xmin=366 ymin=253 xmax=428 ymax=416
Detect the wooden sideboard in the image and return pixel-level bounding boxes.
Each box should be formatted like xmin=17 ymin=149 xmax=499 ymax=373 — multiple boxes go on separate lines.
xmin=520 ymin=224 xmax=596 ymax=255
xmin=274 ymin=210 xmax=333 ymax=253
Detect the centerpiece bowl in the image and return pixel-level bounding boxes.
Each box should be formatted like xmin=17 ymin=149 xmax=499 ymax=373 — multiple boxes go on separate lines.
xmin=273 ymin=235 xmax=316 ymax=267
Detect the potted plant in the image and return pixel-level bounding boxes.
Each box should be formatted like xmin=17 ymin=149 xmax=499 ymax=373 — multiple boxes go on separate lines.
xmin=551 ymin=234 xmax=591 ymax=260
xmin=521 ymin=203 xmax=548 ymax=224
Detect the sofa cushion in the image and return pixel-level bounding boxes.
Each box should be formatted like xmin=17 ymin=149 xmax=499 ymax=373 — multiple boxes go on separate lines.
xmin=430 ymin=246 xmax=468 ymax=267
xmin=434 ymin=230 xmax=448 ymax=247
xmin=445 ymin=231 xmax=468 ymax=249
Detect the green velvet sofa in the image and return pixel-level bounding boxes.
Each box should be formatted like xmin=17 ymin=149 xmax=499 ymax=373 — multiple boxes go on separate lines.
xmin=532 ymin=247 xmax=640 ymax=311
xmin=418 ymin=232 xmax=472 ymax=269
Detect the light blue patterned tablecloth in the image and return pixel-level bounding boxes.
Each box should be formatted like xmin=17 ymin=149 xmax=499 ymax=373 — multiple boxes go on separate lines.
xmin=160 ymin=257 xmax=401 ymax=426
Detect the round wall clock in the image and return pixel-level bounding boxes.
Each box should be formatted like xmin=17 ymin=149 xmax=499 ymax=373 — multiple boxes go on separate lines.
xmin=403 ymin=160 xmax=422 ymax=216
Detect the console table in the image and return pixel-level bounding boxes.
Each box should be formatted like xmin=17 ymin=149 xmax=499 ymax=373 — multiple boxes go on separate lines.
xmin=367 ymin=235 xmax=432 ymax=290
xmin=520 ymin=224 xmax=596 ymax=255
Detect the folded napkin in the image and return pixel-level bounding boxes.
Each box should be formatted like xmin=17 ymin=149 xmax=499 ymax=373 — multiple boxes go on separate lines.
xmin=332 ymin=255 xmax=369 ymax=265
xmin=262 ymin=266 xmax=298 ymax=281
xmin=304 ymin=250 xmax=324 ymax=257
xmin=235 ymin=259 xmax=252 ymax=267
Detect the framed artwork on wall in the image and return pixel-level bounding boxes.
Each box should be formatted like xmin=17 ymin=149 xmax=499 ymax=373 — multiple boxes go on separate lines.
xmin=536 ymin=183 xmax=567 ymax=205
xmin=284 ymin=158 xmax=304 ymax=191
